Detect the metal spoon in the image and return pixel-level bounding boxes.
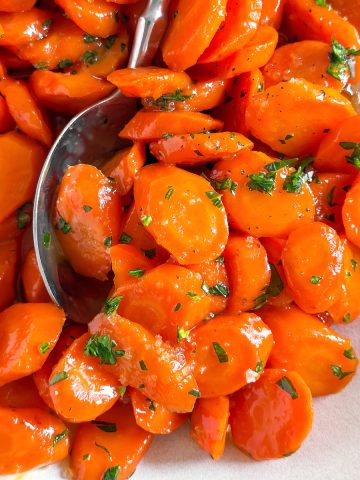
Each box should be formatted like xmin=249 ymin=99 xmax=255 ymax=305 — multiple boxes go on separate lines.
xmin=33 ymin=0 xmax=171 ymax=323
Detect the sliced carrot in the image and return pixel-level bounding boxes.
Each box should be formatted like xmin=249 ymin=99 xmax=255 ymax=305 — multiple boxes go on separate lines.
xmin=0 ymin=303 xmax=65 ymax=387
xmin=223 ymin=233 xmax=271 ymax=313
xmin=230 ymin=368 xmax=313 ymax=459
xmin=0 ymin=78 xmax=53 ymax=146
xmin=162 ymin=0 xmax=228 ymax=71
xmin=342 ymin=175 xmax=360 ymax=248
xmin=190 ymin=396 xmax=229 ymax=460
xmin=329 ymin=0 xmax=360 ymax=33
xmin=88 ymin=312 xmax=199 ymax=413
xmin=0 ymin=130 xmax=45 ymax=223
xmin=0 ymin=95 xmax=15 ymax=133
xmin=0 ymin=239 xmax=18 ymax=311
xmin=0 ymin=0 xmax=37 ymax=11
xmin=110 ymin=244 xmax=155 ymax=289
xmin=119 ymin=110 xmax=224 ymax=141
xmin=0 ymin=8 xmax=52 ymax=47
xmin=115 ymin=263 xmax=213 ymax=342
xmin=134 ymin=164 xmax=229 ymax=264
xmin=71 ymin=403 xmax=153 ymax=480
xmin=150 ymin=131 xmax=253 ymax=165
xmin=108 ymin=67 xmax=192 ymax=99
xmin=101 ymin=142 xmax=146 ymax=196
xmin=130 ymin=388 xmax=187 ymax=434
xmin=0 ymin=47 xmax=30 ymax=71
xmin=188 ymin=313 xmax=273 ymax=397
xmin=21 ymin=247 xmax=50 ymax=303
xmin=259 ymin=0 xmax=285 ymax=29
xmin=199 ymin=0 xmax=262 ymax=63
xmin=246 ymin=78 xmax=356 ymax=156
xmin=0 ymin=407 xmax=69 ymax=474
xmin=260 ymin=305 xmax=358 ymax=395
xmin=0 ymin=376 xmax=46 ymax=409
xmin=55 ymin=164 xmax=123 ymax=281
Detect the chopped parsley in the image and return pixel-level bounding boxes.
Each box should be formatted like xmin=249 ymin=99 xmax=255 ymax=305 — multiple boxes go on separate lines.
xmin=43 ymin=231 xmax=51 ymax=249
xmin=279 ymin=133 xmax=295 ymax=144
xmin=83 ymin=204 xmax=92 ymax=212
xmin=205 ymin=191 xmax=223 ymax=208
xmin=148 ymin=399 xmax=156 ymax=411
xmin=165 ymin=186 xmax=174 ymax=200
xmin=33 ymin=61 xmax=49 ymax=70
xmin=310 ymin=276 xmax=321 ymax=284
xmin=82 ymin=51 xmax=98 ymax=65
xmin=49 ymin=371 xmax=68 ymax=386
xmin=331 ymin=364 xmax=354 ymax=380
xmin=95 ymin=442 xmax=111 ymax=457
xmin=212 ymin=342 xmax=228 ymax=363
xmin=119 ymin=232 xmax=132 ymax=244
xmin=57 ymin=59 xmax=73 ymax=69
xmin=39 ymin=342 xmax=50 ymax=354
xmin=327 ymin=186 xmax=338 ymax=206
xmin=282 ymin=157 xmax=314 ymax=193
xmin=83 ymin=454 xmax=90 ymax=460
xmin=188 ymin=389 xmax=201 ymax=398
xmin=152 ymin=89 xmax=193 ymax=110
xmin=162 ymin=133 xmax=174 ymax=139
xmin=128 ymin=269 xmax=145 ymax=278
xmin=344 ymin=347 xmax=356 ymax=360
xmin=103 ymin=466 xmax=119 ymax=480
xmin=83 ymin=33 xmax=99 ymax=43
xmin=174 ymin=302 xmax=182 ymax=312
xmin=58 ymin=216 xmax=71 ymax=234
xmin=84 ymin=335 xmax=125 ymax=364
xmin=104 ymin=236 xmax=112 ymax=247
xmin=211 ymin=177 xmax=238 ymax=196
xmin=216 ymin=256 xmax=224 ymax=263
xmin=139 ymin=360 xmax=148 ymax=371
xmin=53 ymin=429 xmax=69 ymax=446
xmin=104 ymin=295 xmax=123 ymax=315
xmin=17 ymin=202 xmax=32 ymax=229
xmin=343 ymin=312 xmax=351 ymax=323
xmin=351 ymin=258 xmax=358 ymax=270
xmin=177 ymin=326 xmax=190 ymax=341
xmin=91 ymin=420 xmax=117 ymax=433
xmin=327 ymin=38 xmax=360 ymax=81
xmin=42 ymin=19 xmax=54 ymax=28
xmin=186 ymin=292 xmax=201 ymax=302
xmin=247 ymin=171 xmax=276 ymax=194
xmin=117 ymin=386 xmax=126 ymax=397
xmin=255 ymin=360 xmax=264 ymax=373
xmin=103 ymin=35 xmax=117 ymax=50
xmin=208 ymin=283 xmax=229 ymax=297
xmin=143 ymin=248 xmax=156 ymax=258
xmin=315 ymin=0 xmax=331 ymax=7
xmin=253 ymin=263 xmax=283 ymax=309
xmin=339 ymin=142 xmax=360 ymax=170
xmin=276 ymin=376 xmax=299 ymax=399
xmin=140 ymin=215 xmax=152 ymax=226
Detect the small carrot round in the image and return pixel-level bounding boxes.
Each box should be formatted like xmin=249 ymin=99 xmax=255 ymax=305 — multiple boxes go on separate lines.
xmin=0 ymin=8 xmax=52 ymax=48
xmin=0 ymin=239 xmax=18 ymax=311
xmin=260 ymin=305 xmax=358 ymax=396
xmin=71 ymin=403 xmax=153 ymax=480
xmin=342 ymin=175 xmax=360 ymax=249
xmin=134 ymin=164 xmax=229 ymax=264
xmin=230 ymin=368 xmax=313 ymax=459
xmin=130 ymin=388 xmax=187 ymax=434
xmin=21 ymin=247 xmax=50 ymax=303
xmin=190 ymin=396 xmax=229 ymax=461
xmin=0 ymin=303 xmax=65 ymax=387
xmin=282 ymin=222 xmax=344 ymax=313
xmin=0 ymin=407 xmax=70 ymax=474
xmin=188 ymin=313 xmax=273 ymax=397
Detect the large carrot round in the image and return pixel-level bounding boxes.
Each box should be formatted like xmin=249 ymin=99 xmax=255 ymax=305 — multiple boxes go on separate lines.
xmin=230 ymin=368 xmax=313 ymax=459
xmin=260 ymin=305 xmax=358 ymax=396
xmin=188 ymin=313 xmax=273 ymax=397
xmin=134 ymin=164 xmax=229 ymax=264
xmin=0 ymin=303 xmax=65 ymax=387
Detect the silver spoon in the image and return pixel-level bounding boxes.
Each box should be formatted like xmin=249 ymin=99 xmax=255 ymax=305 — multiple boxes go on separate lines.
xmin=33 ymin=0 xmax=171 ymax=323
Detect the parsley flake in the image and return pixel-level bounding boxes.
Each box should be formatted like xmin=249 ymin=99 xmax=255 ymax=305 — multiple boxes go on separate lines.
xmin=83 ymin=204 xmax=92 ymax=212
xmin=208 ymin=283 xmax=229 ymax=297
xmin=188 ymin=389 xmax=201 ymax=398
xmin=186 ymin=292 xmax=201 ymax=302
xmin=212 ymin=342 xmax=228 ymax=363
xmin=205 ymin=191 xmax=223 ymax=208
xmin=331 ymin=364 xmax=354 ymax=379
xmin=104 ymin=236 xmax=112 ymax=247
xmin=128 ymin=269 xmax=145 ymax=278
xmin=17 ymin=202 xmax=32 ymax=229
xmin=85 ymin=335 xmax=125 ymax=365
xmin=119 ymin=232 xmax=132 ymax=244
xmin=177 ymin=326 xmax=190 ymax=341
xmin=91 ymin=420 xmax=117 ymax=433
xmin=82 ymin=51 xmax=98 ymax=65
xmin=148 ymin=399 xmax=156 ymax=411
xmin=174 ymin=302 xmax=182 ymax=312
xmin=339 ymin=142 xmax=360 ymax=170
xmin=49 ymin=371 xmax=68 ymax=386
xmin=165 ymin=186 xmax=174 ymax=200
xmin=83 ymin=33 xmax=99 ymax=43
xmin=43 ymin=231 xmax=51 ymax=249
xmin=104 ymin=295 xmax=123 ymax=315
xmin=211 ymin=177 xmax=237 ymax=196
xmin=103 ymin=466 xmax=119 ymax=480
xmin=247 ymin=171 xmax=276 ymax=194
xmin=276 ymin=376 xmax=298 ymax=399
xmin=255 ymin=360 xmax=264 ymax=373
xmin=39 ymin=342 xmax=50 ymax=354
xmin=310 ymin=276 xmax=321 ymax=284
xmin=58 ymin=216 xmax=71 ymax=234
xmin=140 ymin=215 xmax=152 ymax=227
xmin=351 ymin=258 xmax=358 ymax=270
xmin=53 ymin=429 xmax=69 ymax=446
xmin=139 ymin=360 xmax=148 ymax=371
xmin=57 ymin=58 xmax=73 ymax=69
xmin=344 ymin=347 xmax=356 ymax=360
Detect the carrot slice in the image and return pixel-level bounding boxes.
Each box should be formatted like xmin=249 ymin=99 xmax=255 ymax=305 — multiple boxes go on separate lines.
xmin=0 ymin=8 xmax=52 ymax=47
xmin=188 ymin=313 xmax=273 ymax=397
xmin=0 ymin=131 xmax=45 ymax=223
xmin=0 ymin=376 xmax=46 ymax=409
xmin=110 ymin=244 xmax=155 ymax=289
xmin=55 ymin=164 xmax=123 ymax=281
xmin=49 ymin=333 xmax=121 ymax=422
xmin=259 ymin=0 xmax=285 ymax=29
xmin=0 ymin=239 xmax=18 ymax=311
xmin=21 ymin=247 xmax=50 ymax=303
xmin=150 ymin=131 xmax=253 ymax=165
xmin=282 ymin=222 xmax=344 ymax=313
xmin=134 ymin=164 xmax=229 ymax=264
xmin=199 ymin=0 xmax=262 ymax=63
xmin=246 ymin=78 xmax=356 ymax=156
xmin=119 ymin=110 xmax=224 ymax=141
xmin=329 ymin=0 xmax=360 ymax=33
xmin=342 ymin=175 xmax=360 ymax=249
xmin=190 ymin=396 xmax=229 ymax=460
xmin=0 ymin=303 xmax=65 ymax=387
xmin=130 ymin=388 xmax=187 ymax=434
xmin=88 ymin=312 xmax=199 ymax=413
xmin=162 ymin=0 xmax=228 ymax=71
xmin=0 ymin=407 xmax=69 ymax=474
xmin=108 ymin=67 xmax=192 ymax=99
xmin=71 ymin=403 xmax=153 ymax=480
xmin=0 ymin=0 xmax=37 ymax=12
xmin=230 ymin=368 xmax=313 ymax=459
xmin=260 ymin=305 xmax=358 ymax=395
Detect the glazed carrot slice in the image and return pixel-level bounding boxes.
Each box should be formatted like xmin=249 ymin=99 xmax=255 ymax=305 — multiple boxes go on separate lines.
xmin=0 ymin=95 xmax=14 ymax=133
xmin=0 ymin=130 xmax=45 ymax=223
xmin=108 ymin=67 xmax=192 ymax=99
xmin=260 ymin=305 xmax=358 ymax=395
xmin=0 ymin=78 xmax=53 ymax=146
xmin=0 ymin=376 xmax=46 ymax=409
xmin=223 ymin=233 xmax=271 ymax=313
xmin=259 ymin=0 xmax=285 ymax=29
xmin=0 ymin=303 xmax=65 ymax=387
xmin=71 ymin=403 xmax=153 ymax=480
xmin=21 ymin=247 xmax=50 ymax=303
xmin=101 ymin=143 xmax=146 ymax=197
xmin=134 ymin=164 xmax=229 ymax=264
xmin=199 ymin=0 xmax=262 ymax=63
xmin=190 ymin=26 xmax=278 ymax=81
xmin=210 ymin=150 xmax=315 ymax=238
xmin=282 ymin=222 xmax=344 ymax=313
xmin=187 ymin=258 xmax=229 ymax=314
xmin=55 ymin=0 xmax=120 ymax=37
xmin=314 ymin=115 xmax=360 ymax=174
xmin=0 ymin=0 xmax=37 ymax=11
xmin=0 ymin=239 xmax=18 ymax=311
xmin=30 ymin=70 xmax=114 ymax=115
xmin=115 ymin=263 xmax=213 ymax=342
xmin=55 ymin=164 xmax=123 ymax=281
xmin=310 ymin=173 xmax=355 ymax=231
xmin=49 ymin=333 xmax=121 ymax=422
xmin=342 ymin=175 xmax=360 ymax=249
xmin=110 ymin=244 xmax=155 ymax=289
xmin=328 ymin=237 xmax=360 ymax=324
xmin=130 ymin=388 xmax=187 ymax=434
xmin=150 ymin=131 xmax=253 ymax=165
xmin=0 ymin=47 xmax=30 ymax=71
xmin=190 ymin=396 xmax=229 ymax=460
xmin=330 ymin=0 xmax=360 ymax=32
xmin=88 ymin=312 xmax=199 ymax=413
xmin=246 ymin=79 xmax=356 ymax=156
xmin=0 ymin=8 xmax=52 ymax=47
xmin=0 ymin=407 xmax=70 ymax=474
xmin=212 ymin=69 xmax=264 ymax=138
xmin=119 ymin=110 xmax=224 ymax=141
xmin=230 ymin=368 xmax=313 ymax=459
xmin=188 ymin=313 xmax=273 ymax=397
xmin=33 ymin=325 xmax=87 ymax=410
xmin=263 ymin=41 xmax=347 ymax=91
xmin=162 ymin=0 xmax=227 ymax=71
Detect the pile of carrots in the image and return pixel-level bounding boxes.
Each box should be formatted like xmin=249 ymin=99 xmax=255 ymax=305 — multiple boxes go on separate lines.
xmin=0 ymin=0 xmax=360 ymax=478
